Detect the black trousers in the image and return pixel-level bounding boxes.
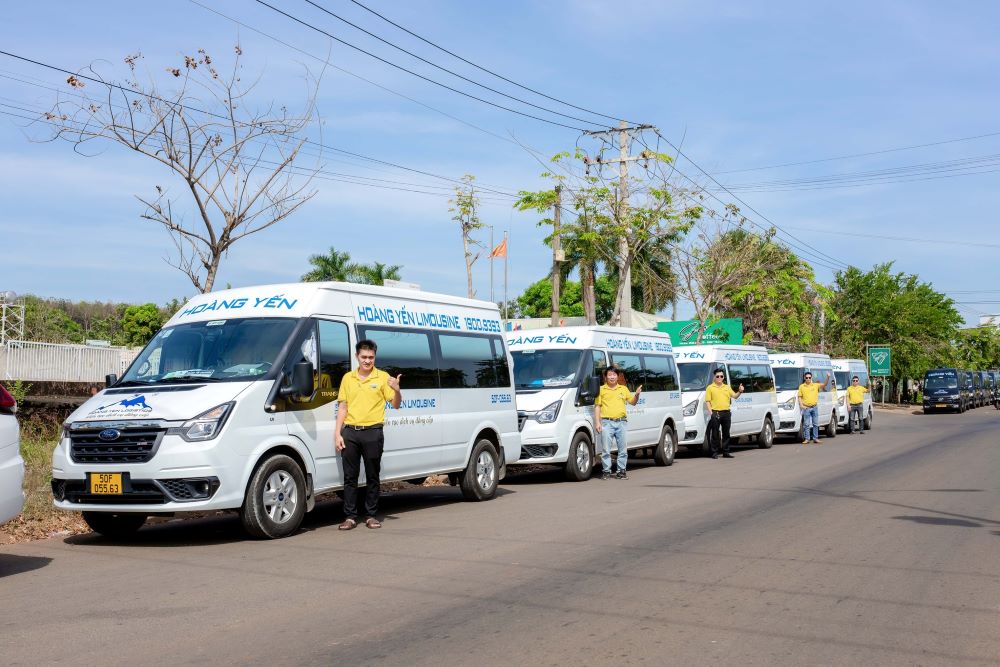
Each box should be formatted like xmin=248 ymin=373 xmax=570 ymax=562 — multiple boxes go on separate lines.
xmin=708 ymin=410 xmax=732 ymax=455
xmin=341 ymin=426 xmax=384 ymax=519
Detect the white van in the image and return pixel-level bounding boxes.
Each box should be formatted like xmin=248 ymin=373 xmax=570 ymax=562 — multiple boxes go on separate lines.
xmin=506 ymin=326 xmax=683 ymax=481
xmin=674 ymin=345 xmax=778 ymax=454
xmin=832 ymin=358 xmax=873 ymax=432
xmin=52 ymin=283 xmax=521 ymax=539
xmin=769 ymin=353 xmax=837 ymax=439
xmin=0 ymin=383 xmax=25 ymax=526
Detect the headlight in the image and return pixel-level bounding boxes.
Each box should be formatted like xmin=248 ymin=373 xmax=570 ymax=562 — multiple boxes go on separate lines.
xmin=837 ymin=396 xmax=844 ymax=406
xmin=682 ymin=399 xmax=699 ymax=417
xmin=780 ymin=398 xmax=796 ymax=410
xmin=180 ymin=402 xmax=234 ymax=442
xmin=533 ymin=400 xmax=562 ymax=424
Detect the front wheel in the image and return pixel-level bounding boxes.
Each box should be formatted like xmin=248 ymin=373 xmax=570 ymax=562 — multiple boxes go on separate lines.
xmin=825 ymin=414 xmax=837 ymax=438
xmin=757 ymin=417 xmax=774 ymax=449
xmin=653 ymin=424 xmax=676 ymax=466
xmin=240 ymin=453 xmax=307 ymax=539
xmin=459 ymin=439 xmax=499 ymax=501
xmin=863 ymin=409 xmax=873 ymax=430
xmin=82 ymin=511 xmax=147 ymax=538
xmin=564 ymin=432 xmax=594 ymax=481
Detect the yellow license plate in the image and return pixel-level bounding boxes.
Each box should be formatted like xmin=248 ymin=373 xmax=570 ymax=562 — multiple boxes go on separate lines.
xmin=935 ymin=404 xmax=948 ymax=408
xmin=90 ymin=473 xmax=123 ymax=495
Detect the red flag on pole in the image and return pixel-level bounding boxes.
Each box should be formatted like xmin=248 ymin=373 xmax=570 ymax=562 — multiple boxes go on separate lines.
xmin=489 ymin=238 xmax=508 ymax=258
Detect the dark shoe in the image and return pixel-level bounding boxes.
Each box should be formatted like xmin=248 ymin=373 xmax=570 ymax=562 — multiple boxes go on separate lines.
xmin=338 ymin=518 xmax=358 ymax=531
xmin=711 ymin=453 xmax=720 ymax=459
xmin=616 ymin=471 xmax=628 ymax=480
xmin=365 ymin=517 xmax=382 ymax=529
xmin=722 ymin=453 xmax=734 ymax=458
xmin=601 ymin=471 xmax=612 ymax=480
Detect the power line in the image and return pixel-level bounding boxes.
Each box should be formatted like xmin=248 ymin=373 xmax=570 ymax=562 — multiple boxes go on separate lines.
xmin=299 ymin=0 xmax=612 ymax=128
xmin=252 ymin=0 xmax=592 ymax=131
xmin=343 ymin=0 xmax=632 ymax=126
xmin=775 ymin=225 xmax=1000 ymax=250
xmin=714 ymin=129 xmax=1000 ymax=175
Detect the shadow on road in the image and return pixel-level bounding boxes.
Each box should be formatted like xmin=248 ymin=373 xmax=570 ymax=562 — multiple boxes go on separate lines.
xmin=892 ymin=515 xmax=982 ymax=527
xmin=0 ymin=553 xmax=52 ymax=577
xmin=62 ymin=485 xmax=514 ymax=547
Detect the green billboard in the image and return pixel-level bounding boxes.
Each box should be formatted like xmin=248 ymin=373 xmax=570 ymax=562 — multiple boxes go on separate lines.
xmin=868 ymin=346 xmax=891 ymax=376
xmin=657 ymin=318 xmax=743 ymax=346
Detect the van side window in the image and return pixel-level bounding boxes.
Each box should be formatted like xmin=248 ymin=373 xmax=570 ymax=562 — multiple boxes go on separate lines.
xmin=438 ymin=333 xmax=500 ymax=388
xmin=643 ymin=355 xmax=678 ymax=392
xmin=609 ymin=353 xmax=642 ymax=390
xmin=317 ymin=320 xmax=350 ymax=396
xmin=591 ymin=350 xmax=608 ymax=378
xmin=491 ymin=338 xmax=512 ymax=388
xmin=358 ymin=326 xmax=438 ymax=389
xmin=726 ymin=364 xmax=751 ymax=392
xmin=749 ymin=364 xmax=775 ymax=392
xmin=857 ymin=372 xmax=870 ymax=389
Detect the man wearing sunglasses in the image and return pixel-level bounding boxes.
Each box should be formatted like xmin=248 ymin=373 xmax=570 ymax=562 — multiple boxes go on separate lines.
xmin=704 ymin=368 xmax=744 ymax=459
xmin=845 ymin=376 xmax=868 ymax=434
xmin=798 ymin=372 xmax=829 ymax=443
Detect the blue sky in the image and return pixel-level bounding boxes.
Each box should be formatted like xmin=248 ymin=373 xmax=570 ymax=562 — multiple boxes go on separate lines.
xmin=2 ymin=1 xmax=998 ymax=326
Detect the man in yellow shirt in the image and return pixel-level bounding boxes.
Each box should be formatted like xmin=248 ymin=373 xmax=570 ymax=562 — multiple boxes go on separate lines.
xmin=704 ymin=368 xmax=745 ymax=459
xmin=594 ymin=366 xmax=641 ymax=480
xmin=335 ymin=339 xmax=402 ymax=530
xmin=846 ymin=376 xmax=869 ymax=435
xmin=797 ymin=371 xmax=829 ymax=444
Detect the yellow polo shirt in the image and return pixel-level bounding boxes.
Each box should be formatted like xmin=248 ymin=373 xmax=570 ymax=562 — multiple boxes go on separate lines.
xmin=705 ymin=383 xmax=737 ymax=410
xmin=846 ymin=385 xmax=868 ymax=405
xmin=596 ymin=384 xmax=633 ymax=420
xmin=798 ymin=382 xmax=820 ymax=407
xmin=338 ymin=367 xmax=396 ymax=426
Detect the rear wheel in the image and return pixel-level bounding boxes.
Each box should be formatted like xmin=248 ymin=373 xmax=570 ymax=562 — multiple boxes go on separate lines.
xmin=863 ymin=409 xmax=873 ymax=430
xmin=240 ymin=454 xmax=307 ymax=539
xmin=459 ymin=439 xmax=499 ymax=501
xmin=82 ymin=511 xmax=147 ymax=538
xmin=653 ymin=424 xmax=676 ymax=466
xmin=757 ymin=417 xmax=774 ymax=449
xmin=564 ymin=432 xmax=594 ymax=481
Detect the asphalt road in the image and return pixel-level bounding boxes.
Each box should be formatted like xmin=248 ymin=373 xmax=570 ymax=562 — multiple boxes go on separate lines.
xmin=3 ymin=408 xmax=1000 ymax=666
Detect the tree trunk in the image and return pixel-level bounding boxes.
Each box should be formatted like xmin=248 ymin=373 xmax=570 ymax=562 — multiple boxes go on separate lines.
xmin=462 ymin=225 xmax=475 ymax=299
xmin=581 ymin=260 xmax=597 ymax=325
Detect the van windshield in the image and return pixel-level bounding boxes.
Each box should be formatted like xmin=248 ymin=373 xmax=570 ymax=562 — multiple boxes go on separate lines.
xmin=120 ymin=318 xmax=298 ymax=384
xmin=924 ymin=371 xmax=958 ymax=390
xmin=511 ymin=349 xmax=583 ymax=389
xmin=834 ymin=371 xmax=850 ymax=391
xmin=678 ymin=363 xmax=713 ymax=392
xmin=772 ymin=367 xmax=803 ymax=391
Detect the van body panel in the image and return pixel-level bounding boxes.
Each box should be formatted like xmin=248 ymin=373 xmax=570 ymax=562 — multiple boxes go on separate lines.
xmin=769 ymin=353 xmax=836 ymax=435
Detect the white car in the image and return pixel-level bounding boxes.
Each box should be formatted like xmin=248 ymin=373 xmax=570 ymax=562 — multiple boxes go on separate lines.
xmin=0 ymin=384 xmax=26 ymax=525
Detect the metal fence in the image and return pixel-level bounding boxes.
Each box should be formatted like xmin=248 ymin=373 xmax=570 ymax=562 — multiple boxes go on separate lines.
xmin=1 ymin=340 xmax=141 ymax=383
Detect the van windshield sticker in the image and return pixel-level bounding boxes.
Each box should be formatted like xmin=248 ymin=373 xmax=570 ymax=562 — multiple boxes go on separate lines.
xmin=206 ymin=320 xmax=226 ymax=327
xmin=178 ymin=295 xmax=298 ymax=318
xmin=355 ymin=305 xmax=501 ymax=333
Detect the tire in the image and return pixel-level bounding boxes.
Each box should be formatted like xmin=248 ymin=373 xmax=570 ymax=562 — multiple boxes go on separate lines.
xmin=653 ymin=424 xmax=676 ymax=466
xmin=825 ymin=414 xmax=837 ymax=438
xmin=564 ymin=432 xmax=594 ymax=481
xmin=459 ymin=439 xmax=499 ymax=501
xmin=757 ymin=417 xmax=774 ymax=449
xmin=82 ymin=511 xmax=147 ymax=538
xmin=240 ymin=453 xmax=307 ymax=539
xmin=863 ymin=409 xmax=873 ymax=430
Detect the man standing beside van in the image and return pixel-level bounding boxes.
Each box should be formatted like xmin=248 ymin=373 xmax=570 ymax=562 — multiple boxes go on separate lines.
xmin=705 ymin=368 xmax=744 ymax=459
xmin=798 ymin=372 xmax=828 ymax=444
xmin=335 ymin=340 xmax=402 ymax=530
xmin=846 ymin=376 xmax=868 ymax=434
xmin=594 ymin=367 xmax=641 ymax=480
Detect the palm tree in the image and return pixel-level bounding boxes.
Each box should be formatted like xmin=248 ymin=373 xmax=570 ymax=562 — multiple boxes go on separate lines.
xmin=301 ymin=247 xmax=360 ymax=282
xmin=355 ymin=261 xmax=402 ymax=286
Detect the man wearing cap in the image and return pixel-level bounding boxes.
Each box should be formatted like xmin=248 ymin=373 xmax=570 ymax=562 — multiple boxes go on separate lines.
xmin=335 ymin=339 xmax=402 ymax=530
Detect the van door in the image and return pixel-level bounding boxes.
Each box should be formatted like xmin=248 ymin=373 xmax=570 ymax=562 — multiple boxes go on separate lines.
xmin=725 ymin=363 xmax=754 ymax=436
xmin=284 ymin=318 xmax=353 ymax=492
xmin=609 ymin=352 xmax=655 ymax=446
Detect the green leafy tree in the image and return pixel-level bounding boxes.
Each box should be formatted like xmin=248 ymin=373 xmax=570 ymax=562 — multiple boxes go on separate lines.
xmin=826 ymin=263 xmax=962 ymax=395
xmin=355 ymin=261 xmax=402 ymax=286
xmin=23 ymin=295 xmax=85 ymax=343
xmin=121 ymin=304 xmax=164 ymax=346
xmin=302 ymin=247 xmax=361 ymax=282
xmin=514 ymin=276 xmax=616 ymax=323
xmin=950 ymin=326 xmax=1000 ymax=369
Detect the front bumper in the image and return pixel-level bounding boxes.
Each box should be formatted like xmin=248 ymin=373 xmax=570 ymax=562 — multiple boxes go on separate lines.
xmin=508 ymin=420 xmax=567 ymax=466
xmin=924 ymin=397 xmax=961 ymax=410
xmin=776 ymin=408 xmax=802 ymax=433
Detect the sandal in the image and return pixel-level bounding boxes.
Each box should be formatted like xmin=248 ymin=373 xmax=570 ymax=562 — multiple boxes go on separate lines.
xmin=365 ymin=517 xmax=382 ymax=529
xmin=338 ymin=518 xmax=357 ymax=531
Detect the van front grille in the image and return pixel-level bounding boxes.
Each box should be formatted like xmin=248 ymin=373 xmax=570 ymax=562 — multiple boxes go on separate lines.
xmin=70 ymin=429 xmax=165 ymax=464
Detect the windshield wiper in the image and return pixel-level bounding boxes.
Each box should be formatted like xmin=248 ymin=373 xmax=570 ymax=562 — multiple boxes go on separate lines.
xmin=161 ymin=375 xmax=223 ymax=383
xmin=114 ymin=379 xmax=157 ymax=387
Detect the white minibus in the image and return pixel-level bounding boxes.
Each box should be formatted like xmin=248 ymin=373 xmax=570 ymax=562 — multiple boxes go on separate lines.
xmin=52 ymin=283 xmax=521 ymax=539
xmin=0 ymin=383 xmax=25 ymax=526
xmin=506 ymin=327 xmax=683 ymax=481
xmin=832 ymin=358 xmax=873 ymax=432
xmin=674 ymin=345 xmax=778 ymax=454
xmin=769 ymin=352 xmax=837 ymax=439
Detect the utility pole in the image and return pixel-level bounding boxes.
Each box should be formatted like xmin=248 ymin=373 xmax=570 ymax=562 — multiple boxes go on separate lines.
xmin=582 ymin=120 xmax=654 ymax=328
xmin=550 ymin=185 xmax=563 ymax=326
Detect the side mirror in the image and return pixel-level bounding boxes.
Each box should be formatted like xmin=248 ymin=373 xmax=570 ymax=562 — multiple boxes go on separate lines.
xmin=105 ymin=374 xmax=118 ymax=388
xmin=580 ymin=375 xmax=600 ymax=399
xmin=280 ymin=361 xmax=315 ymax=398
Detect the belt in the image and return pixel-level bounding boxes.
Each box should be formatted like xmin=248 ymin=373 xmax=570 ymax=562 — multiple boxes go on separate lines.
xmin=344 ymin=423 xmax=383 ymax=431
xmin=713 ymin=409 xmax=731 ymax=413
xmin=603 ymin=417 xmax=627 ymax=422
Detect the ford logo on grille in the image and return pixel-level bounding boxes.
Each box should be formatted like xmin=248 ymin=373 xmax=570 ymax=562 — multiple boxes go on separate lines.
xmin=98 ymin=428 xmax=122 ymax=441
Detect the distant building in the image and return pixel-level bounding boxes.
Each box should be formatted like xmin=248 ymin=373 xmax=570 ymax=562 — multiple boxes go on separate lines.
xmin=979 ymin=314 xmax=1000 ymax=328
